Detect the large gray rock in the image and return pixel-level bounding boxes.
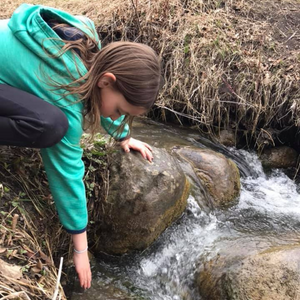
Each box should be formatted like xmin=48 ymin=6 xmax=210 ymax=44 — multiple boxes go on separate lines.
xmin=175 ymin=147 xmax=240 ymax=209
xmin=93 ymin=147 xmax=190 ymax=255
xmin=196 ymin=244 xmax=300 ymax=300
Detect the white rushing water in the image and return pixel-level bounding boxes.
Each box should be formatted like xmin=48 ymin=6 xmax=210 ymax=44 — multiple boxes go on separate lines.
xmin=232 ymin=148 xmax=300 ymax=215
xmin=72 ymin=121 xmax=300 ymax=300
xmin=122 ymin=148 xmax=300 ymax=300
xmin=129 ymin=196 xmax=222 ymax=300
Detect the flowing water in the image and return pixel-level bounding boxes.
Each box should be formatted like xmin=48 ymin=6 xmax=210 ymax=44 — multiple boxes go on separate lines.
xmin=70 ymin=119 xmax=300 ymax=300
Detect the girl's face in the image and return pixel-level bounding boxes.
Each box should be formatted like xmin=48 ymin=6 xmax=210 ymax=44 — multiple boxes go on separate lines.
xmin=100 ymin=87 xmax=145 ymax=120
xmin=98 ymin=73 xmax=145 ymax=120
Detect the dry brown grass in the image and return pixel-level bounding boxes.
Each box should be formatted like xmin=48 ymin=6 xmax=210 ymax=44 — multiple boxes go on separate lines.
xmin=0 ymin=136 xmax=109 ymax=300
xmin=0 ymin=147 xmax=69 ymax=299
xmin=107 ymin=0 xmax=299 ymax=151
xmin=1 ymin=0 xmax=300 ymax=150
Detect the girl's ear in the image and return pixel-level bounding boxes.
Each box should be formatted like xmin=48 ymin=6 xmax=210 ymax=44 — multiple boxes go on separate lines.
xmin=97 ymin=72 xmax=116 ymax=88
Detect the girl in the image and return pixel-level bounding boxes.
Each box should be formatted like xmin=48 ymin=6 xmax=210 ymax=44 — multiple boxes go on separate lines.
xmin=0 ymin=4 xmax=161 ymax=289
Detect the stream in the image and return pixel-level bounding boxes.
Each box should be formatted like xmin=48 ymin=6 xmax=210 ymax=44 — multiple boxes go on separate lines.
xmin=70 ymin=118 xmax=300 ymax=300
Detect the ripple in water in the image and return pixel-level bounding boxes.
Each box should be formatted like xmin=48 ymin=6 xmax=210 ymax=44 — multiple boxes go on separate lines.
xmin=126 ymin=197 xmax=226 ymax=300
xmin=81 ymin=148 xmax=300 ymax=300
xmin=124 ymin=149 xmax=300 ymax=299
xmin=224 ymin=149 xmax=300 ymax=233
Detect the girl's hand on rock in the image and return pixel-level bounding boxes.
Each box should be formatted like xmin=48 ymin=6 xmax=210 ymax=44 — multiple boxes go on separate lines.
xmin=73 ymin=251 xmax=92 ymax=289
xmin=120 ymin=137 xmax=153 ymax=162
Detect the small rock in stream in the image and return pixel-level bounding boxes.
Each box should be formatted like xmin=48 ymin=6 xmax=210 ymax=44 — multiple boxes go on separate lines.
xmin=260 ymin=146 xmax=299 ymax=169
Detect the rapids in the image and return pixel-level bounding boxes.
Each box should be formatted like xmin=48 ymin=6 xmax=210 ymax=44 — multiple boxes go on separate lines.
xmin=70 ymin=119 xmax=300 ymax=300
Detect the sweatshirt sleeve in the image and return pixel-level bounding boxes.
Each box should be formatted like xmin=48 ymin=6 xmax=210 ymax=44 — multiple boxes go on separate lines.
xmin=39 ymin=115 xmax=128 ymax=233
xmin=40 ymin=110 xmax=87 ymax=234
xmin=100 ymin=115 xmax=130 ymax=141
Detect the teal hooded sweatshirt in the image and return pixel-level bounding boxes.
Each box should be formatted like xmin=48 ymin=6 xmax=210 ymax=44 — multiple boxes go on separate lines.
xmin=0 ymin=4 xmax=129 ymax=233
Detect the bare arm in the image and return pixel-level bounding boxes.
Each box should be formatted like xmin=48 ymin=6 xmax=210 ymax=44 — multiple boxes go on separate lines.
xmin=72 ymin=232 xmax=91 ymax=289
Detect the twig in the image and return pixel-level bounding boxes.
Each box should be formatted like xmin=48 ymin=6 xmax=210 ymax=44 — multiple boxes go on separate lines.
xmin=293 ymin=155 xmax=300 ymax=181
xmin=155 ymin=104 xmax=208 ymax=125
xmin=130 ymin=0 xmax=142 ymax=37
xmin=0 ymin=274 xmax=46 ymax=294
xmin=285 ymin=31 xmax=297 ymax=43
xmin=0 ymin=284 xmax=14 ymax=292
xmin=222 ymin=77 xmax=252 ymax=104
xmin=0 ymin=291 xmax=31 ymax=300
xmin=12 ymin=214 xmax=19 ymax=231
xmin=188 ymin=86 xmax=201 ymax=101
xmin=52 ymin=257 xmax=63 ymax=300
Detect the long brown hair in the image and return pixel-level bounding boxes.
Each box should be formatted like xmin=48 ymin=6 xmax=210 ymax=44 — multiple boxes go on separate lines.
xmin=47 ymin=23 xmax=162 ymax=136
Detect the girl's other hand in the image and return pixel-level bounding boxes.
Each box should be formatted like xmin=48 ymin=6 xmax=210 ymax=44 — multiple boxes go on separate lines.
xmin=120 ymin=137 xmax=153 ymax=162
xmin=73 ymin=251 xmax=92 ymax=289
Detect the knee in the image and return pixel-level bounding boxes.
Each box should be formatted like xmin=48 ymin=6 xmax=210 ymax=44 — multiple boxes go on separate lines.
xmin=38 ymin=108 xmax=69 ymax=148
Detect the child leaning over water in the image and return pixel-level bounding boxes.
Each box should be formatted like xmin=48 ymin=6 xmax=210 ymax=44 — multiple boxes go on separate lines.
xmin=0 ymin=4 xmax=161 ymax=289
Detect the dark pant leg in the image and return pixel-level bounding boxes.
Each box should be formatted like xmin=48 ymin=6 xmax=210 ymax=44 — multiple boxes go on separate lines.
xmin=0 ymin=84 xmax=69 ymax=148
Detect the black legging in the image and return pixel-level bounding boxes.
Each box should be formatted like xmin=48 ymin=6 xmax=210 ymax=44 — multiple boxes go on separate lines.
xmin=0 ymin=84 xmax=69 ymax=148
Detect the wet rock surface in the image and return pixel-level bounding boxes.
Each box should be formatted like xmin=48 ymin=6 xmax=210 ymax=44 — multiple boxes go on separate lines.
xmin=175 ymin=147 xmax=240 ymax=209
xmin=260 ymin=146 xmax=299 ymax=169
xmin=93 ymin=147 xmax=190 ymax=255
xmin=197 ymin=243 xmax=300 ymax=300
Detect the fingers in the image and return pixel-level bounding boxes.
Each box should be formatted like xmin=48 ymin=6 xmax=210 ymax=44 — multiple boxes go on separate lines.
xmin=140 ymin=148 xmax=147 ymax=160
xmin=121 ymin=139 xmax=153 ymax=162
xmin=79 ymin=269 xmax=92 ymax=289
xmin=74 ymin=250 xmax=92 ymax=290
xmin=122 ymin=144 xmax=130 ymax=153
xmin=141 ymin=147 xmax=153 ymax=162
xmin=137 ymin=146 xmax=153 ymax=162
xmin=143 ymin=142 xmax=153 ymax=152
xmin=143 ymin=143 xmax=153 ymax=162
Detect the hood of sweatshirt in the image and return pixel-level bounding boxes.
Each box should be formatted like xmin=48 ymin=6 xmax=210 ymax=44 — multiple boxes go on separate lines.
xmin=8 ymin=3 xmax=101 ymax=70
xmin=0 ymin=4 xmax=100 ymax=111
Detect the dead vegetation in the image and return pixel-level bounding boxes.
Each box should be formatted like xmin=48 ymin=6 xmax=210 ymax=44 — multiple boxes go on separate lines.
xmin=1 ymin=0 xmax=300 ymax=149
xmin=0 ymin=136 xmax=109 ymax=300
xmin=0 ymin=147 xmax=69 ymax=299
xmin=94 ymin=0 xmax=300 ymax=151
